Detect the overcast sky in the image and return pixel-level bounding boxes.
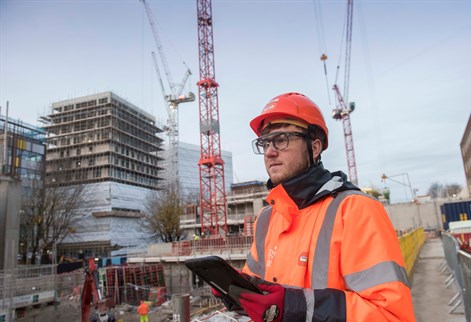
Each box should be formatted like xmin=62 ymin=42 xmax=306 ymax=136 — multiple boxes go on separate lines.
xmin=1 ymin=0 xmax=470 ymax=203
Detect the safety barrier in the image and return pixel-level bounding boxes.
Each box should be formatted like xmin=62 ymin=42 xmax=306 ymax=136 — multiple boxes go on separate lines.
xmin=442 ymin=233 xmax=471 ymax=321
xmin=398 ymin=227 xmax=425 ymax=279
xmin=0 ymin=264 xmax=83 ymax=321
xmin=458 ymin=250 xmax=471 ymax=322
xmin=172 ymin=236 xmax=254 ymax=257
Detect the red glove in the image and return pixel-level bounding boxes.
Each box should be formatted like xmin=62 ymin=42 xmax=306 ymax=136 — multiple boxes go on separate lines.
xmin=229 ymin=280 xmax=285 ymax=322
xmin=211 ymin=287 xmax=243 ymax=312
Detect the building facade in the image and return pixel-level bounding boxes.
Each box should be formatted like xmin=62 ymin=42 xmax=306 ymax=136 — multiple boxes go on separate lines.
xmin=43 ymin=92 xmax=164 ymax=188
xmin=161 ymin=141 xmax=233 ymax=196
xmin=1 ymin=116 xmax=46 ymax=266
xmin=43 ymin=92 xmax=165 ymax=257
xmin=0 ymin=116 xmax=46 ymax=189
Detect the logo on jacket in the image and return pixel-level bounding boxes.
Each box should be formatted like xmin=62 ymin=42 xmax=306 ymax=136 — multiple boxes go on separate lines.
xmin=267 ymin=246 xmax=277 ymax=268
xmin=298 ymin=252 xmax=308 ymax=266
xmin=263 ymin=304 xmax=280 ymax=322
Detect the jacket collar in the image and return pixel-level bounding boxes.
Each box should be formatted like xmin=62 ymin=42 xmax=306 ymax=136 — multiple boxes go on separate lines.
xmin=267 ymin=162 xmax=360 ymax=209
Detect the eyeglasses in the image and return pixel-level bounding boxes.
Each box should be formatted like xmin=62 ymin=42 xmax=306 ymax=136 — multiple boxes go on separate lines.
xmin=252 ymin=131 xmax=306 ymax=154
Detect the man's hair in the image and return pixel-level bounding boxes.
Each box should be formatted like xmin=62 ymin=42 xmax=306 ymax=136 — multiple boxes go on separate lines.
xmin=308 ymin=125 xmax=327 ymax=151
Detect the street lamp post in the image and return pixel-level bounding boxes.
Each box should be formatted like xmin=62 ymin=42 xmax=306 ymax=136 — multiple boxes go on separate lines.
xmin=381 ymin=173 xmax=422 ymax=227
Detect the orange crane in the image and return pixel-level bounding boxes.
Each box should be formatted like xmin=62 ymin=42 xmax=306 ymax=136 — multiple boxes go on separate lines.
xmin=196 ymin=0 xmax=228 ymax=236
xmin=328 ymin=0 xmax=358 ymax=186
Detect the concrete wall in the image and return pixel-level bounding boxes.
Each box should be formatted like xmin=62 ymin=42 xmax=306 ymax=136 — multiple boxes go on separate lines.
xmin=0 ymin=176 xmax=21 ymax=271
xmin=385 ymin=201 xmax=442 ymax=231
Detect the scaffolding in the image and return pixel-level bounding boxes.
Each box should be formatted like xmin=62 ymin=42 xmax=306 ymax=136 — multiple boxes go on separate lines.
xmin=103 ymin=263 xmax=166 ymax=306
xmin=42 ymin=92 xmax=165 ymax=190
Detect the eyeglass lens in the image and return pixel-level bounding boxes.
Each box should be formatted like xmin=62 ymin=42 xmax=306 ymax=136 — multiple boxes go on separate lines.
xmin=257 ymin=133 xmax=289 ymax=153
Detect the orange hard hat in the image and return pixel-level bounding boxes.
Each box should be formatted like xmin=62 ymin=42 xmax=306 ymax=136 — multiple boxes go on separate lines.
xmin=250 ymin=92 xmax=328 ymax=150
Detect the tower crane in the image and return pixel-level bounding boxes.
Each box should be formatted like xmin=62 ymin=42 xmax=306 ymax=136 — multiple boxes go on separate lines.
xmin=141 ymin=0 xmax=195 ymax=187
xmin=329 ymin=0 xmax=358 ymax=186
xmin=196 ymin=0 xmax=228 ymax=236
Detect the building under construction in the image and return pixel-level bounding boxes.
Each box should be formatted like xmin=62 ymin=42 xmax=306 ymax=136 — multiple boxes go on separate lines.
xmin=41 ymin=92 xmax=165 ymax=258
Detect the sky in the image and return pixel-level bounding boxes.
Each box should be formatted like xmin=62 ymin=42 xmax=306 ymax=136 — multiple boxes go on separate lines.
xmin=1 ymin=0 xmax=470 ymax=203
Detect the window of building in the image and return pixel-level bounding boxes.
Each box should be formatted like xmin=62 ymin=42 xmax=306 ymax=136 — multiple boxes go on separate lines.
xmin=76 ymin=148 xmax=81 ymax=156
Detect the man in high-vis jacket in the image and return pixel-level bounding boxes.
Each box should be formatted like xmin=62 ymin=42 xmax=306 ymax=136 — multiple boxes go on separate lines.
xmin=225 ymin=92 xmax=415 ymax=321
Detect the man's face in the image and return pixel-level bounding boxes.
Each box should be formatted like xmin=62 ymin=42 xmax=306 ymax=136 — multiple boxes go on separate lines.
xmin=262 ymin=124 xmax=309 ymax=185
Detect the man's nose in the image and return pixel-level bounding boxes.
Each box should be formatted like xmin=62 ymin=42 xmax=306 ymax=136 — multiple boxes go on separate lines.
xmin=264 ymin=142 xmax=278 ymax=157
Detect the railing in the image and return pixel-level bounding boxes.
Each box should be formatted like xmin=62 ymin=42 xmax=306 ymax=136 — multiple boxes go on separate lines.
xmin=173 ymin=236 xmax=254 ymax=256
xmin=0 ymin=264 xmax=83 ymax=320
xmin=458 ymin=250 xmax=471 ymax=322
xmin=442 ymin=233 xmax=471 ymax=321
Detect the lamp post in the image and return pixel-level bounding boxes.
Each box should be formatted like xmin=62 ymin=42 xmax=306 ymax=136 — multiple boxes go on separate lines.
xmin=381 ymin=173 xmax=422 ymax=227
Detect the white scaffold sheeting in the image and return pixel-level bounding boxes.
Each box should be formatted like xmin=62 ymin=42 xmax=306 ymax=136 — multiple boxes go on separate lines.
xmin=61 ymin=182 xmax=155 ymax=247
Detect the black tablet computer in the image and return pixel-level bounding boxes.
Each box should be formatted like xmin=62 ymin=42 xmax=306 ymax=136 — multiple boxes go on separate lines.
xmin=185 ymin=256 xmax=262 ymax=307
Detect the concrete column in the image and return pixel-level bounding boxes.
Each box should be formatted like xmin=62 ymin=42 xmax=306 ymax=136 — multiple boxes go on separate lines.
xmin=0 ymin=176 xmax=21 ymax=271
xmin=172 ymin=293 xmax=190 ymax=322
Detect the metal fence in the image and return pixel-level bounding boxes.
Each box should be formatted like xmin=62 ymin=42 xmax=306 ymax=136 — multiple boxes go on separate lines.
xmin=458 ymin=249 xmax=471 ymax=322
xmin=0 ymin=264 xmax=83 ymax=321
xmin=442 ymin=233 xmax=471 ymax=321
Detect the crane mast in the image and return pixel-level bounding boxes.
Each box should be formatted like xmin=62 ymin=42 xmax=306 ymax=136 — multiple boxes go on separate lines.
xmin=142 ymin=0 xmax=195 ymax=188
xmin=332 ymin=0 xmax=358 ymax=186
xmin=196 ymin=0 xmax=228 ymax=236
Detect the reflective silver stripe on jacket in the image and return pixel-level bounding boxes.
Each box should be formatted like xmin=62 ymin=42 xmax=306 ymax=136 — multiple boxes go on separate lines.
xmin=304 ymin=289 xmax=315 ymax=321
xmin=344 ymin=260 xmax=410 ymax=291
xmin=311 ymin=190 xmax=410 ymax=290
xmin=246 ymin=206 xmax=272 ymax=277
xmin=311 ymin=190 xmax=366 ymax=288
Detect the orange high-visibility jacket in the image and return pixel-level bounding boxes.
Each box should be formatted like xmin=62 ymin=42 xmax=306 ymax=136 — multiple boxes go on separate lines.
xmin=243 ymin=166 xmax=415 ymax=321
xmin=137 ymin=302 xmax=149 ymax=316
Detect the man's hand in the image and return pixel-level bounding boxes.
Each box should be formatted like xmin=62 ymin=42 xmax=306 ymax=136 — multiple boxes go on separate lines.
xmin=210 ymin=287 xmax=245 ymax=312
xmin=229 ymin=279 xmax=285 ymax=322
xmin=210 ymin=269 xmax=251 ymax=313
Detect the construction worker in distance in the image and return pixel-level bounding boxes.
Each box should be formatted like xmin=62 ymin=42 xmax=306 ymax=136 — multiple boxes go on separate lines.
xmin=220 ymin=92 xmax=415 ymax=321
xmin=137 ymin=300 xmax=149 ymax=322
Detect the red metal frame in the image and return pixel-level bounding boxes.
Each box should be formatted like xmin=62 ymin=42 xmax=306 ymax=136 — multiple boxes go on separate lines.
xmin=196 ymin=0 xmax=228 ymax=235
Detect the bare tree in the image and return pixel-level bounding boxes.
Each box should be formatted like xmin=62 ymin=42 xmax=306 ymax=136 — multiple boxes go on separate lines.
xmin=427 ymin=182 xmax=443 ymax=199
xmin=22 ymin=183 xmax=86 ymax=264
xmin=428 ymin=182 xmax=462 ymax=199
xmin=444 ymin=183 xmax=462 ymax=197
xmin=144 ymin=185 xmax=185 ymax=242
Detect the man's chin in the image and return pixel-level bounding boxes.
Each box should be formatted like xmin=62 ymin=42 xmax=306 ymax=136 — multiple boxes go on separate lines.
xmin=268 ymin=175 xmax=283 ymax=186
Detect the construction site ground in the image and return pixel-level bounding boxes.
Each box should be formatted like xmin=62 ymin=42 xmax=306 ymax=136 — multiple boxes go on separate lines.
xmin=15 ymin=294 xmax=247 ymax=322
xmin=13 ymin=237 xmax=467 ymax=322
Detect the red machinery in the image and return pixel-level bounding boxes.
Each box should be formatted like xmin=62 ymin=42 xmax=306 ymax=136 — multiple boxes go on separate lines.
xmin=81 ymin=258 xmax=115 ymax=322
xmin=196 ymin=0 xmax=228 ymax=236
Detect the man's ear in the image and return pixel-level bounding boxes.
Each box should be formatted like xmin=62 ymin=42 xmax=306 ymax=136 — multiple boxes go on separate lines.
xmin=311 ymin=139 xmax=322 ymax=160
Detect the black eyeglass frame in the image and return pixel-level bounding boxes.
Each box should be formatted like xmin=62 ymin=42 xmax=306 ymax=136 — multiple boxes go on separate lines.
xmin=252 ymin=131 xmax=307 ymax=155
